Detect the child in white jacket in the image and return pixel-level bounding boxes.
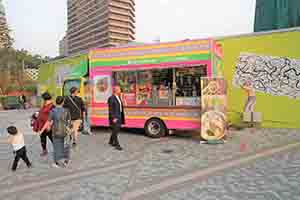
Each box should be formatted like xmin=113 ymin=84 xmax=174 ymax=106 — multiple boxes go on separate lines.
xmin=6 ymin=126 xmax=32 ymax=171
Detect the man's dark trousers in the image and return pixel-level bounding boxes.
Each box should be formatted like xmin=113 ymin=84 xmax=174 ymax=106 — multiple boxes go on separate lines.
xmin=108 ymin=95 xmax=125 ymax=148
xmin=109 ymin=123 xmax=121 ymax=147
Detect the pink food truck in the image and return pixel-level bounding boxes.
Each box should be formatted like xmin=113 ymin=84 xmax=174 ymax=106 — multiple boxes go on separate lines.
xmin=87 ymin=39 xmax=223 ymax=138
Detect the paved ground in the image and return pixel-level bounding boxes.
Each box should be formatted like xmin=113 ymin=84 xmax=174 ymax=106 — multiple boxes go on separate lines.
xmin=0 ymin=109 xmax=299 ymax=200
xmin=143 ymin=147 xmax=300 ymax=200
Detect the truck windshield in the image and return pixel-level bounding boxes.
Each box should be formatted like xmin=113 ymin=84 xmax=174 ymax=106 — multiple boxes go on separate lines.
xmin=63 ymin=79 xmax=81 ymax=96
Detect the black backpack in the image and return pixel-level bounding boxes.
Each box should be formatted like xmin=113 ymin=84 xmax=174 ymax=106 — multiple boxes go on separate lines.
xmin=52 ymin=108 xmax=72 ymax=138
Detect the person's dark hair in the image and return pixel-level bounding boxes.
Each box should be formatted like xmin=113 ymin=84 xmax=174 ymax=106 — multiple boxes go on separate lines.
xmin=113 ymin=85 xmax=121 ymax=92
xmin=84 ymin=81 xmax=89 ymax=86
xmin=31 ymin=112 xmax=38 ymax=120
xmin=70 ymin=87 xmax=78 ymax=94
xmin=7 ymin=126 xmax=18 ymax=135
xmin=41 ymin=92 xmax=52 ymax=101
xmin=56 ymin=96 xmax=64 ymax=105
xmin=84 ymin=80 xmax=93 ymax=86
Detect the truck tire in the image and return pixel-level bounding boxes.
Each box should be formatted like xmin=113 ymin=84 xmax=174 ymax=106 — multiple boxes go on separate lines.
xmin=145 ymin=118 xmax=167 ymax=138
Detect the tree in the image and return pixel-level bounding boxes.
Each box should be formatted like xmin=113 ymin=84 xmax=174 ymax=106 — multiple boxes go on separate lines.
xmin=0 ymin=25 xmax=13 ymax=49
xmin=0 ymin=25 xmax=50 ymax=95
xmin=0 ymin=47 xmax=50 ymax=94
xmin=0 ymin=48 xmax=16 ymax=93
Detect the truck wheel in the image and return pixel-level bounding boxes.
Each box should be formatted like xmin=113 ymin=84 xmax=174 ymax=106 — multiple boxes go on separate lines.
xmin=145 ymin=118 xmax=167 ymax=138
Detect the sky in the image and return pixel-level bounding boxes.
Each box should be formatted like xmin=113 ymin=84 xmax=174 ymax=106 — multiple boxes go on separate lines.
xmin=3 ymin=0 xmax=256 ymax=57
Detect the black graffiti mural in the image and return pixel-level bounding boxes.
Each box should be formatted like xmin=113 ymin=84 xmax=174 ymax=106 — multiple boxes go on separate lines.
xmin=233 ymin=53 xmax=300 ymax=98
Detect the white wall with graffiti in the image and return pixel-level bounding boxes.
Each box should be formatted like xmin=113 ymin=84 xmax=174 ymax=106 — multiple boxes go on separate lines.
xmin=233 ymin=53 xmax=300 ymax=99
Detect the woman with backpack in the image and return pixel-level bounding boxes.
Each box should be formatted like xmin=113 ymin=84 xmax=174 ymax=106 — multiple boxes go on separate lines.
xmin=47 ymin=96 xmax=72 ymax=168
xmin=35 ymin=92 xmax=55 ymax=156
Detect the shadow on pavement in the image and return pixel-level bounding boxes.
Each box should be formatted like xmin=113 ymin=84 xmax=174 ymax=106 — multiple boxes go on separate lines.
xmin=91 ymin=126 xmax=200 ymax=142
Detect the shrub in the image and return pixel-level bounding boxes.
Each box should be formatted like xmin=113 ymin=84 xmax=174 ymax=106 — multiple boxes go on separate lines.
xmin=23 ymin=85 xmax=37 ymax=94
xmin=5 ymin=84 xmax=20 ymax=94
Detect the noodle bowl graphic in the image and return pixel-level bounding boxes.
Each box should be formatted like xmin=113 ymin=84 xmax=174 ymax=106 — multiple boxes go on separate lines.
xmin=201 ymin=110 xmax=226 ymax=140
xmin=202 ymin=81 xmax=219 ymax=95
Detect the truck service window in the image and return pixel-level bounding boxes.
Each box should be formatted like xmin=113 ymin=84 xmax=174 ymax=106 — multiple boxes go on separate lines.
xmin=175 ymin=66 xmax=207 ymax=106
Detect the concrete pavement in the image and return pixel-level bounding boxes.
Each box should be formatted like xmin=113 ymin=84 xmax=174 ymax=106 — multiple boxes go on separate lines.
xmin=0 ymin=109 xmax=299 ymax=200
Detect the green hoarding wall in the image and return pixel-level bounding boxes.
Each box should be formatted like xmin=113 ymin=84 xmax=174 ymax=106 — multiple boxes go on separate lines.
xmin=38 ymin=54 xmax=88 ymax=98
xmin=217 ymin=29 xmax=300 ymax=128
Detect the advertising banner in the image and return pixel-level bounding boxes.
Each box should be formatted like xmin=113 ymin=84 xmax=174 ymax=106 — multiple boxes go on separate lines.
xmin=55 ymin=64 xmax=72 ymax=87
xmin=123 ymin=93 xmax=136 ymax=105
xmin=94 ymin=75 xmax=112 ymax=103
xmin=201 ymin=77 xmax=227 ymax=140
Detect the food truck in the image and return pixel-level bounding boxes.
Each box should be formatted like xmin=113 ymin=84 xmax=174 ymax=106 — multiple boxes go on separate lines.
xmin=77 ymin=39 xmax=224 ymax=137
xmin=38 ymin=54 xmax=88 ymax=99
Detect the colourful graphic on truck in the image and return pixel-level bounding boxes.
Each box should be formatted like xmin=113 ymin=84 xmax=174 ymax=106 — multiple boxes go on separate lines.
xmin=38 ymin=54 xmax=88 ymax=98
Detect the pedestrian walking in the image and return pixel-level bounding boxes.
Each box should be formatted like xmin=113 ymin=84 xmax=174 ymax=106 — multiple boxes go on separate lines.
xmin=36 ymin=92 xmax=54 ymax=156
xmin=63 ymin=87 xmax=85 ymax=147
xmin=108 ymin=85 xmax=125 ymax=151
xmin=48 ymin=96 xmax=72 ymax=168
xmin=21 ymin=94 xmax=27 ymax=109
xmin=6 ymin=126 xmax=32 ymax=171
xmin=19 ymin=93 xmax=26 ymax=109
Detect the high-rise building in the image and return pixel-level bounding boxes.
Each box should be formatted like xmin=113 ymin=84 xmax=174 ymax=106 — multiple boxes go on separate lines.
xmin=59 ymin=35 xmax=69 ymax=57
xmin=0 ymin=0 xmax=10 ymax=48
xmin=67 ymin=0 xmax=135 ymax=55
xmin=254 ymin=0 xmax=300 ymax=32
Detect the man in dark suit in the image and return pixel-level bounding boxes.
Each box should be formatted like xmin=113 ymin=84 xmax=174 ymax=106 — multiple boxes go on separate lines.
xmin=108 ymin=85 xmax=125 ymax=151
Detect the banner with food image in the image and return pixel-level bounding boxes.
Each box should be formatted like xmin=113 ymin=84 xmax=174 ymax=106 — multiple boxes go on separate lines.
xmin=201 ymin=77 xmax=227 ymax=140
xmin=122 ymin=93 xmax=136 ymax=105
xmin=116 ymin=71 xmax=136 ymax=105
xmin=137 ymin=71 xmax=153 ymax=105
xmin=94 ymin=75 xmax=112 ymax=103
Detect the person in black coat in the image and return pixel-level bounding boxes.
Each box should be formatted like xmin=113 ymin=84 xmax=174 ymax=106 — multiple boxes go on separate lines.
xmin=107 ymin=85 xmax=125 ymax=151
xmin=63 ymin=87 xmax=85 ymax=147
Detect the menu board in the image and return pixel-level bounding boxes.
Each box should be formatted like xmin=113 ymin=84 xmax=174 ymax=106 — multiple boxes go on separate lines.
xmin=137 ymin=71 xmax=152 ymax=105
xmin=152 ymin=69 xmax=171 ymax=85
xmin=117 ymin=71 xmax=136 ymax=93
xmin=116 ymin=71 xmax=136 ymax=105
